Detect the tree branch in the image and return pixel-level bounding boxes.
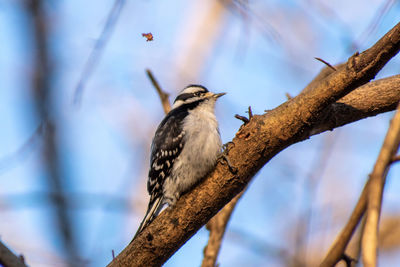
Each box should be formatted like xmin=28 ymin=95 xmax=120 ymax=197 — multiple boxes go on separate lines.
xmin=392 ymin=154 xmax=400 ymax=163
xmin=362 ymin=102 xmax=400 ymax=266
xmin=320 ymin=88 xmax=400 ymax=267
xmin=201 ymin=191 xmax=244 ymax=267
xmin=311 ymin=74 xmax=400 ymax=135
xmin=146 ymin=69 xmax=171 ymax=114
xmin=109 ymin=22 xmax=400 ymax=266
xmin=0 ymin=241 xmax=27 ymax=267
xmin=27 ymin=0 xmax=79 ymax=264
xmin=319 ymin=176 xmax=370 ymax=267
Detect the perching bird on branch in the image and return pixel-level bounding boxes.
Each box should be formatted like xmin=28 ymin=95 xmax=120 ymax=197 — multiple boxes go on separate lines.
xmin=133 ymin=85 xmax=225 ymax=240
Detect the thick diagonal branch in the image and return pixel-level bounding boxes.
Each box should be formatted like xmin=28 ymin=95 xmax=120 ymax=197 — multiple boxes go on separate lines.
xmin=0 ymin=241 xmax=27 ymax=267
xmin=109 ymin=22 xmax=400 ymax=266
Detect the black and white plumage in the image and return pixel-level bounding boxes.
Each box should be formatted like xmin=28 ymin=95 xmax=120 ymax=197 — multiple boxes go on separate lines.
xmin=133 ymin=85 xmax=225 ymax=239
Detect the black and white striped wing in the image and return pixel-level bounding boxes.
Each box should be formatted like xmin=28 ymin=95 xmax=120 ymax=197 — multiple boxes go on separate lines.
xmin=132 ymin=109 xmax=188 ymax=239
xmin=147 ymin=108 xmax=188 ymax=200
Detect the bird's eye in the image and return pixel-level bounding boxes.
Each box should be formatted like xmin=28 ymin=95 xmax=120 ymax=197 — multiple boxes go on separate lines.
xmin=195 ymin=92 xmax=201 ymax=97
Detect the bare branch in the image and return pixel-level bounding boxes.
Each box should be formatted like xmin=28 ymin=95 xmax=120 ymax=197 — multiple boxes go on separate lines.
xmin=285 ymin=92 xmax=293 ymax=100
xmin=301 ymin=63 xmax=345 ymax=94
xmin=314 ymin=57 xmax=337 ymax=71
xmin=234 ymin=114 xmax=249 ymax=124
xmin=109 ymin=22 xmax=400 ymax=266
xmin=26 ymin=0 xmax=79 ymax=263
xmin=146 ymin=69 xmax=171 ymax=114
xmin=378 ymin=216 xmax=400 ymax=251
xmin=362 ymin=102 xmax=400 ymax=266
xmin=0 ymin=240 xmax=27 ymax=267
xmin=353 ymin=215 xmax=366 ymax=263
xmin=247 ymin=106 xmax=253 ymax=119
xmin=391 ymin=154 xmax=400 ymax=163
xmin=319 ymin=177 xmax=369 ymax=267
xmin=310 ymin=75 xmax=400 ymax=136
xmin=320 ymin=102 xmax=400 ymax=267
xmin=201 ymin=190 xmax=244 ymax=267
xmin=234 ymin=106 xmax=253 ymax=125
xmin=0 ymin=120 xmax=46 ymax=175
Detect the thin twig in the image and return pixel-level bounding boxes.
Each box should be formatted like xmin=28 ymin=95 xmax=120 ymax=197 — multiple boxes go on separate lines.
xmin=234 ymin=114 xmax=249 ymax=124
xmin=314 ymin=57 xmax=337 ymax=71
xmin=362 ymin=102 xmax=400 ymax=267
xmin=352 ymin=215 xmax=366 ymax=264
xmin=391 ymin=154 xmax=400 ymax=163
xmin=0 ymin=241 xmax=27 ymax=267
xmin=319 ymin=180 xmax=369 ymax=266
xmin=73 ymin=0 xmax=125 ymax=106
xmin=0 ymin=120 xmax=46 ymax=175
xmin=247 ymin=106 xmax=253 ymax=119
xmin=235 ymin=107 xmax=253 ymax=124
xmin=285 ymin=93 xmax=293 ymax=100
xmin=146 ymin=69 xmax=171 ymax=114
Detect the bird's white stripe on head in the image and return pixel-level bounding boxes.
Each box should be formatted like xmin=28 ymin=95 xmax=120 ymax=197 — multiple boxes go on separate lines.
xmin=171 ymin=99 xmax=184 ymax=109
xmin=172 ymin=86 xmax=210 ymax=109
xmin=180 ymin=85 xmax=208 ymax=94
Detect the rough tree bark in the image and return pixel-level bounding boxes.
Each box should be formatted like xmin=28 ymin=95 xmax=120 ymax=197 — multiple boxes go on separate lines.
xmin=0 ymin=241 xmax=27 ymax=267
xmin=108 ymin=22 xmax=400 ymax=266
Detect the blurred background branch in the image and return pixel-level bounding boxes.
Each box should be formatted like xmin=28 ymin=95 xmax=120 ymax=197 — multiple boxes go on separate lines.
xmin=320 ymin=102 xmax=400 ymax=266
xmin=25 ymin=0 xmax=79 ymax=265
xmin=146 ymin=69 xmax=171 ymax=114
xmin=202 ymin=190 xmax=245 ymax=267
xmin=362 ymin=102 xmax=400 ymax=266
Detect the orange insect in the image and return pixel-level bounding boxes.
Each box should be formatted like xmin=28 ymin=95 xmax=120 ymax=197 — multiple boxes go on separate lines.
xmin=142 ymin=33 xmax=154 ymax=42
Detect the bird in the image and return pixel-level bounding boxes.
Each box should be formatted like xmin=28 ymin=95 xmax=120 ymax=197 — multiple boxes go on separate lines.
xmin=133 ymin=84 xmax=225 ymax=240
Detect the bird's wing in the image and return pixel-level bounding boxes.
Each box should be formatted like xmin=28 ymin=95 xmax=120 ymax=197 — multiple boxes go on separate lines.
xmin=147 ymin=107 xmax=189 ymax=199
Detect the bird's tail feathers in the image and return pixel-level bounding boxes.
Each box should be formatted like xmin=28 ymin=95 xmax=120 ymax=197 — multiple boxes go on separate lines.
xmin=131 ymin=196 xmax=163 ymax=242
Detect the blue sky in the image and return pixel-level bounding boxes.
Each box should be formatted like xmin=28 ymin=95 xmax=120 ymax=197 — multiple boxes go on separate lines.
xmin=0 ymin=0 xmax=399 ymax=266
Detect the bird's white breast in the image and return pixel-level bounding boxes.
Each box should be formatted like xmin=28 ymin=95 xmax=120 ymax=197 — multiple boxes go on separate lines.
xmin=163 ymin=99 xmax=222 ymax=204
